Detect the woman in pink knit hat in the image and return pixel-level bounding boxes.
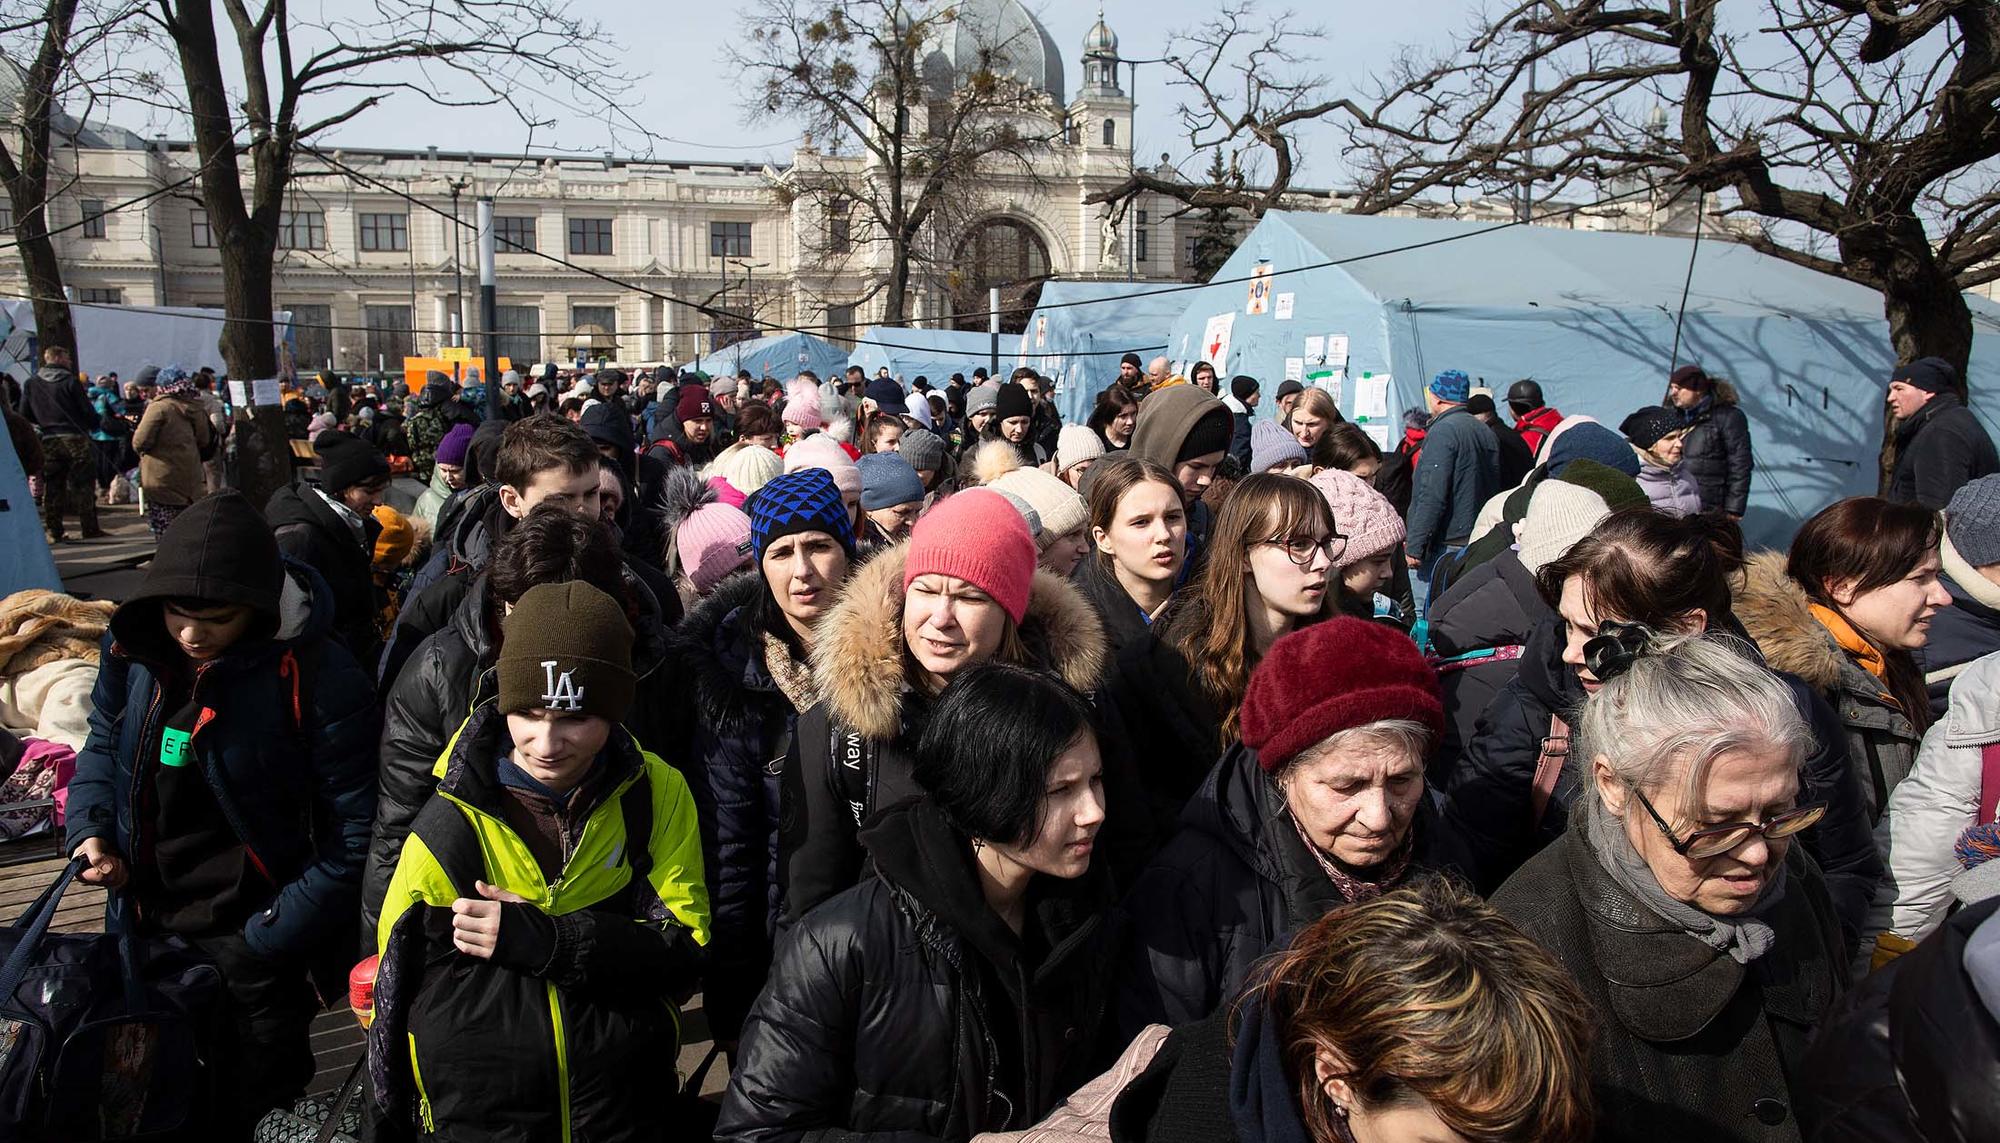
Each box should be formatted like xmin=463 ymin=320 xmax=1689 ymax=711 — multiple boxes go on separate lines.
xmin=1311 ymin=468 xmax=1411 ymax=627
xmin=779 ymin=487 xmax=1111 ymax=924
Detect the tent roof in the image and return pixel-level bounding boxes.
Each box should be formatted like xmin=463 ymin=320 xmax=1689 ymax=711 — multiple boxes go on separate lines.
xmin=849 ymin=327 xmax=997 ymax=381
xmin=680 ymin=330 xmax=847 ymax=379
xmin=1259 ymin=211 xmax=1899 ymax=323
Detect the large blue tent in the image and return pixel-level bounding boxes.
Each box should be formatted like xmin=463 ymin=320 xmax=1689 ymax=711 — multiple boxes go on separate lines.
xmin=680 ymin=330 xmax=848 ymax=382
xmin=1015 ymin=281 xmax=1187 ymax=425
xmin=1163 ymin=210 xmax=2000 ymax=546
xmin=848 ymin=327 xmax=997 ymax=386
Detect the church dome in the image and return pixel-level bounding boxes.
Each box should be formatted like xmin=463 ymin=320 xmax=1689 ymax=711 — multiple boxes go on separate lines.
xmin=920 ymin=0 xmax=1064 ymax=101
xmin=1084 ymin=16 xmax=1118 ymax=56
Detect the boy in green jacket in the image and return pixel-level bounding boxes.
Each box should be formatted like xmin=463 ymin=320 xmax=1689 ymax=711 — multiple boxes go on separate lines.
xmin=371 ymin=579 xmax=709 ymax=1142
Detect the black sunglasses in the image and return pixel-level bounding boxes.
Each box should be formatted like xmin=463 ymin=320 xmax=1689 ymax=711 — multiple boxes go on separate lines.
xmin=1629 ymin=787 xmax=1827 ymax=860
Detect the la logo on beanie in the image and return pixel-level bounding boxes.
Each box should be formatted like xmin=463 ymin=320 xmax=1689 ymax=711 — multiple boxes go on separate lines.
xmin=541 ymin=659 xmax=586 ymax=712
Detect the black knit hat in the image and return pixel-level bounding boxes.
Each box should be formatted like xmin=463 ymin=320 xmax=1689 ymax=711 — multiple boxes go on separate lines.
xmin=1178 ymin=407 xmax=1234 ymax=463
xmin=313 ymin=430 xmax=389 ymax=493
xmin=1890 ymin=356 xmax=1957 ymax=396
xmin=1619 ymin=405 xmax=1683 ymax=449
xmin=497 ymin=581 xmax=635 ymax=721
xmin=1230 ymin=375 xmax=1260 ymax=403
xmin=995 ymin=381 xmax=1033 ymax=422
xmin=1120 ymin=353 xmax=1143 ymax=370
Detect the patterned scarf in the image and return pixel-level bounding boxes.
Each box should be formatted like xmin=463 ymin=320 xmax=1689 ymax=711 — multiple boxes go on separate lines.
xmin=1285 ymin=803 xmax=1414 ymax=904
xmin=760 ymin=631 xmax=818 ymax=713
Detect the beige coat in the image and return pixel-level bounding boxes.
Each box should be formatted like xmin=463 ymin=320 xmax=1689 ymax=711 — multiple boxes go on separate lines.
xmin=132 ymin=394 xmax=213 ymax=507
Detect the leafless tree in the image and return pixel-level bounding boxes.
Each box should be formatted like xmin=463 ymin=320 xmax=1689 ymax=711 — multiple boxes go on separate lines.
xmin=0 ymin=0 xmax=159 ymax=359
xmin=1084 ymin=4 xmax=1339 ymax=221
xmin=732 ymin=0 xmax=1060 ymax=327
xmin=1335 ymin=0 xmax=2000 ymax=383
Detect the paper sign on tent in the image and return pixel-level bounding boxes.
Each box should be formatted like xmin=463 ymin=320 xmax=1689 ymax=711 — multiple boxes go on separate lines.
xmin=1303 ymin=336 xmax=1326 ymax=364
xmin=1034 ymin=316 xmax=1047 ymax=348
xmin=1246 ymin=265 xmax=1274 ymax=316
xmin=1355 ymin=374 xmax=1391 ymax=421
xmin=1361 ymin=421 xmax=1395 ymax=451
xmin=1274 ymin=293 xmax=1295 ymax=321
xmin=1283 ymin=358 xmax=1304 ymax=382
xmin=1201 ymin=313 xmax=1235 ymax=370
xmin=1326 ymin=335 xmax=1350 ymax=370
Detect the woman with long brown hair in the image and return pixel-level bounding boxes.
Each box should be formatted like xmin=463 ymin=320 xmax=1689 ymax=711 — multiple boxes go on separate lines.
xmin=1072 ymin=454 xmax=1189 ymax=657
xmin=1737 ymin=496 xmax=1952 ymax=822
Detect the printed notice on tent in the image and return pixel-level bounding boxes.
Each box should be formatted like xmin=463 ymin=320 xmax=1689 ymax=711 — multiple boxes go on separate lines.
xmin=1316 ymin=371 xmax=1344 ymax=409
xmin=1034 ymin=316 xmax=1048 ymax=349
xmin=1326 ymin=335 xmax=1350 ymax=370
xmin=1274 ymin=293 xmax=1295 ymax=321
xmin=1246 ymin=265 xmax=1274 ymax=316
xmin=252 ymin=378 xmax=283 ymax=406
xmin=1303 ymin=336 xmax=1326 ymax=364
xmin=1283 ymin=358 xmax=1304 ymax=383
xmin=1201 ymin=313 xmax=1236 ymax=369
xmin=1362 ymin=421 xmax=1396 ymax=451
xmin=1355 ymin=375 xmax=1391 ymax=421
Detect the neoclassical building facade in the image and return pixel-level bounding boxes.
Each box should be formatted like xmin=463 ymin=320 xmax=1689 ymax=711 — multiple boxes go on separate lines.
xmin=1 ymin=2 xmax=1729 ymax=373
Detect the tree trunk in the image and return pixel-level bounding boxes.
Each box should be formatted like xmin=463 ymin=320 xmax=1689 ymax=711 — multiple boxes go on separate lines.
xmin=11 ymin=207 xmax=75 ymax=360
xmin=884 ymin=246 xmax=911 ymax=325
xmin=217 ymin=230 xmax=292 ymax=512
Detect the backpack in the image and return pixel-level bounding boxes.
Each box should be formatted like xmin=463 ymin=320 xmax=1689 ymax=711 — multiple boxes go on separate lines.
xmin=0 ymin=861 xmax=228 ymax=1140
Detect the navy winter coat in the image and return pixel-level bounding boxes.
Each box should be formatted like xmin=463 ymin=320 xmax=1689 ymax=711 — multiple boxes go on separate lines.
xmin=1405 ymin=405 xmax=1500 ymax=561
xmin=66 ymin=560 xmax=379 ymax=959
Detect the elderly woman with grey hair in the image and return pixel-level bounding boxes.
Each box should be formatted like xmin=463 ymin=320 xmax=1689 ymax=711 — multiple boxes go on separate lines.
xmin=1493 ymin=630 xmax=1848 ymax=1143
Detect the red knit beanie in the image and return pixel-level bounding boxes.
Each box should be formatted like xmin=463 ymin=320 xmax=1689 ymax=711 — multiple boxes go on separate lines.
xmin=903 ymin=488 xmax=1038 ymax=624
xmin=1240 ymin=617 xmax=1444 ymax=773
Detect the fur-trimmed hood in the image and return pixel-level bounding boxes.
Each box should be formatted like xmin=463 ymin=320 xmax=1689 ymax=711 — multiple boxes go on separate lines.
xmin=1734 ymin=551 xmax=1845 ymax=691
xmin=811 ymin=544 xmax=1108 ymax=740
xmin=668 ymin=568 xmax=784 ymax=737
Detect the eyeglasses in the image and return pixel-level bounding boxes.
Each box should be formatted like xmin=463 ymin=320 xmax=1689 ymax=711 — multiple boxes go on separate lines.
xmin=1629 ymin=787 xmax=1827 ymax=860
xmin=1260 ymin=531 xmax=1347 ymax=570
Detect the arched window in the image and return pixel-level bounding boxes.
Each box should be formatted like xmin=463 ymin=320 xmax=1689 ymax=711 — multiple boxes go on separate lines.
xmin=1102 ymin=118 xmax=1116 ymax=147
xmin=950 ymin=218 xmax=1051 ymax=334
xmin=1065 ymin=118 xmax=1079 ymax=146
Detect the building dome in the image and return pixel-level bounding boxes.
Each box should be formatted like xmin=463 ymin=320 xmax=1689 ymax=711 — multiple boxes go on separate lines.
xmin=920 ymin=0 xmax=1064 ymax=101
xmin=1084 ymin=15 xmax=1118 ymax=56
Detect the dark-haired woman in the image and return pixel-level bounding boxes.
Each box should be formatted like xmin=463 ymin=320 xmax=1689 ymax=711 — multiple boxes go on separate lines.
xmin=360 ymin=506 xmax=664 ymax=937
xmin=1070 ymin=881 xmax=1593 ymax=1143
xmin=779 ymin=488 xmax=1108 ymax=924
xmin=667 ymin=467 xmax=855 ymax=1045
xmin=1737 ymin=496 xmax=1950 ymax=822
xmin=1087 ymin=384 xmax=1138 ymax=452
xmin=718 ymin=662 xmax=1116 ymax=1141
xmin=1101 ymin=474 xmax=1339 ymax=834
xmin=1442 ymin=507 xmax=1882 ymax=938
xmin=1116 ymin=616 xmax=1463 ymax=1035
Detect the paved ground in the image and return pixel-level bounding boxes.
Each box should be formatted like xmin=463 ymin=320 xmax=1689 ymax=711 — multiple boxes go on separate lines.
xmin=15 ymin=492 xmax=728 ymax=1131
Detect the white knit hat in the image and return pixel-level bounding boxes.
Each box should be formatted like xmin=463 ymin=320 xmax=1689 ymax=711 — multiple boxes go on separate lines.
xmin=1517 ymin=479 xmax=1615 ymax=575
xmin=988 ymin=465 xmax=1088 ymax=546
xmin=1056 ymin=424 xmax=1105 ymax=474
xmin=714 ymin=443 xmax=782 ymax=496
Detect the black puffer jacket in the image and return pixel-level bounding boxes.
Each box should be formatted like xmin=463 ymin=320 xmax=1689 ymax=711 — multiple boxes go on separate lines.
xmin=266 ymin=480 xmax=383 ymax=665
xmin=1423 ymin=548 xmax=1548 ymax=789
xmin=1493 ymin=824 xmax=1845 ymax=1143
xmin=663 ymin=571 xmax=811 ymax=1042
xmin=779 ymin=545 xmax=1108 ymax=925
xmin=1094 ymin=591 xmax=1223 ymax=845
xmin=359 ymin=566 xmax=672 ymax=942
xmin=1678 ymin=383 xmax=1753 ymax=516
xmin=717 ymin=798 xmax=1117 ymax=1143
xmin=1801 ymin=897 xmax=2000 ymax=1141
xmin=1114 ymin=744 xmax=1465 ymax=1039
xmin=1439 ymin=615 xmax=1884 ymax=943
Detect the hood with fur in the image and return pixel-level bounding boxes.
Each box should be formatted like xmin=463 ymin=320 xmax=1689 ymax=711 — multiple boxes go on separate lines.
xmin=1734 ymin=551 xmax=1844 ymax=691
xmin=811 ymin=544 xmax=1108 ymax=740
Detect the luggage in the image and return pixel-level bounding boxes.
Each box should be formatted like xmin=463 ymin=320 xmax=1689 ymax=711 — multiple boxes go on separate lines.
xmin=0 ymin=858 xmax=227 ymax=1140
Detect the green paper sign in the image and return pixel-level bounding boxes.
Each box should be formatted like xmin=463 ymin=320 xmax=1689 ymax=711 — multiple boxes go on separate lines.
xmin=160 ymin=727 xmax=193 ymax=768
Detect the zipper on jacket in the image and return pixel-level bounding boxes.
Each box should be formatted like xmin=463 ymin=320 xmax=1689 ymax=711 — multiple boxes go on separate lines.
xmin=407 ymin=1033 xmax=435 ymax=1133
xmin=547 ymin=982 xmax=573 ymax=1143
xmin=127 ymin=682 xmax=167 ymax=880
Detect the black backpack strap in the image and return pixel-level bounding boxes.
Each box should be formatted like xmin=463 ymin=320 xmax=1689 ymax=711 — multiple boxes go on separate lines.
xmin=405 ymin=796 xmax=485 ymax=899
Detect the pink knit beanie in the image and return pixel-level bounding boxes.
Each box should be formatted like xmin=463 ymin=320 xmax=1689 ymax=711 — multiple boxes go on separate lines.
xmin=903 ymin=488 xmax=1037 ymax=624
xmin=1310 ymin=469 xmax=1407 ymax=569
xmin=675 ymin=501 xmax=754 ymax=595
xmin=783 ymin=434 xmax=862 ymax=500
xmin=782 ymin=377 xmax=824 ymax=431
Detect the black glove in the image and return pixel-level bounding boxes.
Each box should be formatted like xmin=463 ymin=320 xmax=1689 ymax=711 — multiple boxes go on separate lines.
xmin=489 ymin=902 xmax=559 ymax=976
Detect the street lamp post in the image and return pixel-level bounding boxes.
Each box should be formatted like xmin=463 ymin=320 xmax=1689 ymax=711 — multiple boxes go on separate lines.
xmin=449 ymin=176 xmax=470 ymax=345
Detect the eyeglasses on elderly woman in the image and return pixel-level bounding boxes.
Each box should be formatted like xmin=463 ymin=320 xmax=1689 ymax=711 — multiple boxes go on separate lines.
xmin=1627 ymin=787 xmax=1827 ymax=860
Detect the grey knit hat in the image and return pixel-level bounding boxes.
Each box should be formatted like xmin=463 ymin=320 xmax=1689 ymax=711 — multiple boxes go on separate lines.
xmin=966 ymin=384 xmax=1001 ymax=417
xmin=1947 ymin=474 xmax=2000 ymax=567
xmin=900 ymin=427 xmax=946 ymax=476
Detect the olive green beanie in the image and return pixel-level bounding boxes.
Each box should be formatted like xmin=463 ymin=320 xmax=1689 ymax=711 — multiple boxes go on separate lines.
xmin=497 ymin=580 xmax=635 ymax=721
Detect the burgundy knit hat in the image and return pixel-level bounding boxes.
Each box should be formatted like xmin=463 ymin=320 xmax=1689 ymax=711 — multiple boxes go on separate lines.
xmin=1240 ymin=617 xmax=1444 ymax=773
xmin=676 ymin=384 xmax=715 ymax=422
xmin=902 ymin=488 xmax=1037 ymax=624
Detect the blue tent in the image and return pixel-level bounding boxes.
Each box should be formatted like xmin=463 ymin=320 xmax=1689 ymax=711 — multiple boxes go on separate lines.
xmin=1164 ymin=210 xmax=2000 ymax=546
xmin=848 ymin=327 xmax=997 ymax=387
xmin=680 ymin=330 xmax=848 ymax=383
xmin=0 ymin=419 xmax=61 ymax=599
xmin=1015 ymin=281 xmax=1187 ymax=425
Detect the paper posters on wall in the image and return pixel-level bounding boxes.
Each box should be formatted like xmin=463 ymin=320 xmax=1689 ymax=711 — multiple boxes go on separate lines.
xmin=1354 ymin=374 xmax=1391 ymax=421
xmin=1246 ymin=264 xmax=1274 ymax=316
xmin=1326 ymin=335 xmax=1350 ymax=370
xmin=252 ymin=378 xmax=283 ymax=406
xmin=1303 ymin=335 xmax=1326 ymax=364
xmin=1274 ymin=293 xmax=1295 ymax=321
xmin=1283 ymin=358 xmax=1304 ymax=383
xmin=1361 ymin=421 xmax=1396 ymax=451
xmin=1320 ymin=370 xmax=1344 ymax=409
xmin=1200 ymin=312 xmax=1236 ymax=369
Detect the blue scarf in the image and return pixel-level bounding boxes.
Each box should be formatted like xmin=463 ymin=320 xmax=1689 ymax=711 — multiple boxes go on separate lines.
xmin=497 ymin=749 xmax=585 ymax=811
xmin=1228 ymin=992 xmax=1322 ymax=1143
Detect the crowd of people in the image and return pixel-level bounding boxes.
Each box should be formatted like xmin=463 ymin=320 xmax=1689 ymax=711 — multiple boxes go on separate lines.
xmin=8 ymin=340 xmax=2000 ymax=1143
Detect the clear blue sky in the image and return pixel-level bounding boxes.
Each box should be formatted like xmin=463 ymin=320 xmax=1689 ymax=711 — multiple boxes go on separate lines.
xmin=103 ymin=0 xmax=1478 ymax=188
